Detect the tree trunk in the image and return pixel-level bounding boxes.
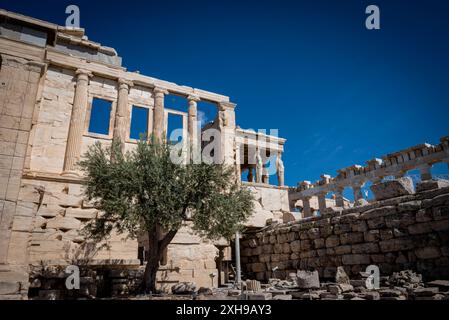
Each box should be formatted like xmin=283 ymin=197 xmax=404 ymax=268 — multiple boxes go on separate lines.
xmin=141 ymin=224 xmax=178 ymax=294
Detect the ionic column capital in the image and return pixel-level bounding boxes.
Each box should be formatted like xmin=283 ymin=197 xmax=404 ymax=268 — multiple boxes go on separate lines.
xmin=153 ymin=86 xmax=169 ymax=96
xmin=75 ymin=68 xmax=93 ymax=80
xmin=187 ymin=94 xmax=201 ymax=102
xmin=118 ymin=78 xmax=134 ymax=90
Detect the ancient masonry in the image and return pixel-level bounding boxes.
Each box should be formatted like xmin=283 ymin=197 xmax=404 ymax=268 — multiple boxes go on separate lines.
xmin=243 ymin=139 xmax=449 ymax=282
xmin=0 ymin=10 xmax=287 ymax=299
xmin=0 ymin=9 xmax=448 ymax=300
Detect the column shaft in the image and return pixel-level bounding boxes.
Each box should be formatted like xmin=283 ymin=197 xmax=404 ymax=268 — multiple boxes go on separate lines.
xmin=302 ymin=197 xmax=312 ymax=218
xmin=113 ymin=79 xmax=133 ymax=152
xmin=153 ymin=87 xmax=168 ymax=142
xmin=420 ymin=165 xmax=432 ymax=181
xmin=353 ymin=185 xmax=363 ymax=202
xmin=187 ymin=95 xmax=200 ymax=163
xmin=335 ymin=188 xmax=345 ymax=207
xmin=317 ymin=193 xmax=327 ymax=213
xmin=63 ymin=69 xmax=92 ymax=175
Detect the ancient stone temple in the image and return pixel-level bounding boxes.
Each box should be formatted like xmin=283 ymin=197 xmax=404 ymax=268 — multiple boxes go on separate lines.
xmin=0 ymin=10 xmax=288 ymax=299
xmin=1 ymin=9 xmax=449 ymax=300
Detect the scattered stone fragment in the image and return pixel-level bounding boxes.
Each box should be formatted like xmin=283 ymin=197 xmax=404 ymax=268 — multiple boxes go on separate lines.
xmin=272 ymin=294 xmax=292 ymax=300
xmin=412 ymin=287 xmax=439 ymax=297
xmin=297 ymin=270 xmax=320 ymax=289
xmin=247 ymin=292 xmax=272 ymax=300
xmin=335 ymin=266 xmax=350 ymax=285
xmin=197 ymin=287 xmax=213 ymax=295
xmin=426 ymin=280 xmax=449 ymax=290
xmin=360 ymin=291 xmax=380 ymax=300
xmin=171 ymin=282 xmax=196 ymax=294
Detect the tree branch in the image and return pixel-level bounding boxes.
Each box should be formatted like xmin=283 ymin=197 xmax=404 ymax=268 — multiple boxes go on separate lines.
xmin=159 ymin=229 xmax=178 ymax=250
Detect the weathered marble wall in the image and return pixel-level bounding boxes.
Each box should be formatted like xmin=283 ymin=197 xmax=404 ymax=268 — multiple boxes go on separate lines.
xmin=241 ymin=183 xmax=449 ymax=282
xmin=245 ymin=184 xmax=293 ymax=227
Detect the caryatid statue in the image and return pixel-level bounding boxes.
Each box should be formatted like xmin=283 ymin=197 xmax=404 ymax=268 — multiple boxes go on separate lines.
xmin=276 ymin=152 xmax=285 ymax=186
xmin=255 ymin=149 xmax=263 ymax=183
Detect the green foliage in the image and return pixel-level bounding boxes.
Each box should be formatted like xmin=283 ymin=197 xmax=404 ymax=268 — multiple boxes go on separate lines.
xmin=78 ymin=139 xmax=254 ymax=242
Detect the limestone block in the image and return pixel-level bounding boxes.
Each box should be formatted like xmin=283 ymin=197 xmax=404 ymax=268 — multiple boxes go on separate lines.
xmin=351 ymin=243 xmax=379 ymax=254
xmin=6 ymin=231 xmax=30 ymax=264
xmin=379 ymin=238 xmax=414 ymax=252
xmin=370 ymin=177 xmax=415 ymax=201
xmin=46 ymin=217 xmax=81 ymax=231
xmin=258 ymin=187 xmax=288 ymax=212
xmin=11 ymin=216 xmax=34 ymax=232
xmin=15 ymin=201 xmax=37 ymax=217
xmin=385 ymin=213 xmax=415 ymax=228
xmin=325 ymin=235 xmax=340 ymax=248
xmin=245 ymin=200 xmax=273 ymax=228
xmin=415 ymin=247 xmax=441 ymax=259
xmin=342 ymin=254 xmax=370 ymax=265
xmin=433 ymin=206 xmax=449 ymax=222
xmin=297 ymin=270 xmax=320 ymax=289
xmin=171 ymin=225 xmax=202 ymax=244
xmin=416 ymin=179 xmax=449 ymax=193
xmin=363 ymin=230 xmax=381 ymax=242
xmin=37 ymin=204 xmax=64 ymax=218
xmin=0 ymin=281 xmax=20 ymax=295
xmin=42 ymin=192 xmax=82 ymax=207
xmin=65 ymin=208 xmax=97 ymax=220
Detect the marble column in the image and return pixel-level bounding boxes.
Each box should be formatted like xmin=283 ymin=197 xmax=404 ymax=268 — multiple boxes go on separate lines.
xmin=235 ymin=143 xmax=242 ymax=181
xmin=317 ymin=192 xmax=327 ymax=213
xmin=334 ymin=187 xmax=345 ymax=207
xmin=187 ymin=95 xmax=200 ymax=163
xmin=352 ymin=184 xmax=364 ymax=203
xmin=153 ymin=87 xmax=168 ymax=142
xmin=62 ymin=69 xmax=93 ymax=176
xmin=302 ymin=196 xmax=312 ymax=218
xmin=113 ymin=78 xmax=133 ymax=152
xmin=420 ymin=164 xmax=432 ymax=181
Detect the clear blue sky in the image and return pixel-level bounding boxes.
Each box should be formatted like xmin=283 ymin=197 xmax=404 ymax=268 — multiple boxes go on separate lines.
xmin=2 ymin=0 xmax=448 ymax=187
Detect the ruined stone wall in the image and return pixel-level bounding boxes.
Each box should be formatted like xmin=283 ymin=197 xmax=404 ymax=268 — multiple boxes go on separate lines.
xmin=241 ymin=184 xmax=449 ymax=282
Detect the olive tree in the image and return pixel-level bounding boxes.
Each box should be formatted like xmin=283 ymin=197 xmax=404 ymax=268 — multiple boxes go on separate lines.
xmin=79 ymin=139 xmax=254 ymax=293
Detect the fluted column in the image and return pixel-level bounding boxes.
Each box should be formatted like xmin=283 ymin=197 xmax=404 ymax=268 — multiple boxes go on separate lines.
xmin=62 ymin=69 xmax=93 ymax=176
xmin=302 ymin=196 xmax=312 ymax=218
xmin=187 ymin=95 xmax=200 ymax=163
xmin=114 ymin=78 xmax=133 ymax=152
xmin=153 ymin=87 xmax=168 ymax=142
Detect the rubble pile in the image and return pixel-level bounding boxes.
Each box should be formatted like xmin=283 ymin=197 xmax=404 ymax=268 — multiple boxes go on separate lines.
xmin=190 ymin=268 xmax=449 ymax=301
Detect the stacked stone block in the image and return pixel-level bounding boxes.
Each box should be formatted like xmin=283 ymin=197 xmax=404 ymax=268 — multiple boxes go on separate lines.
xmin=241 ymin=185 xmax=449 ymax=281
